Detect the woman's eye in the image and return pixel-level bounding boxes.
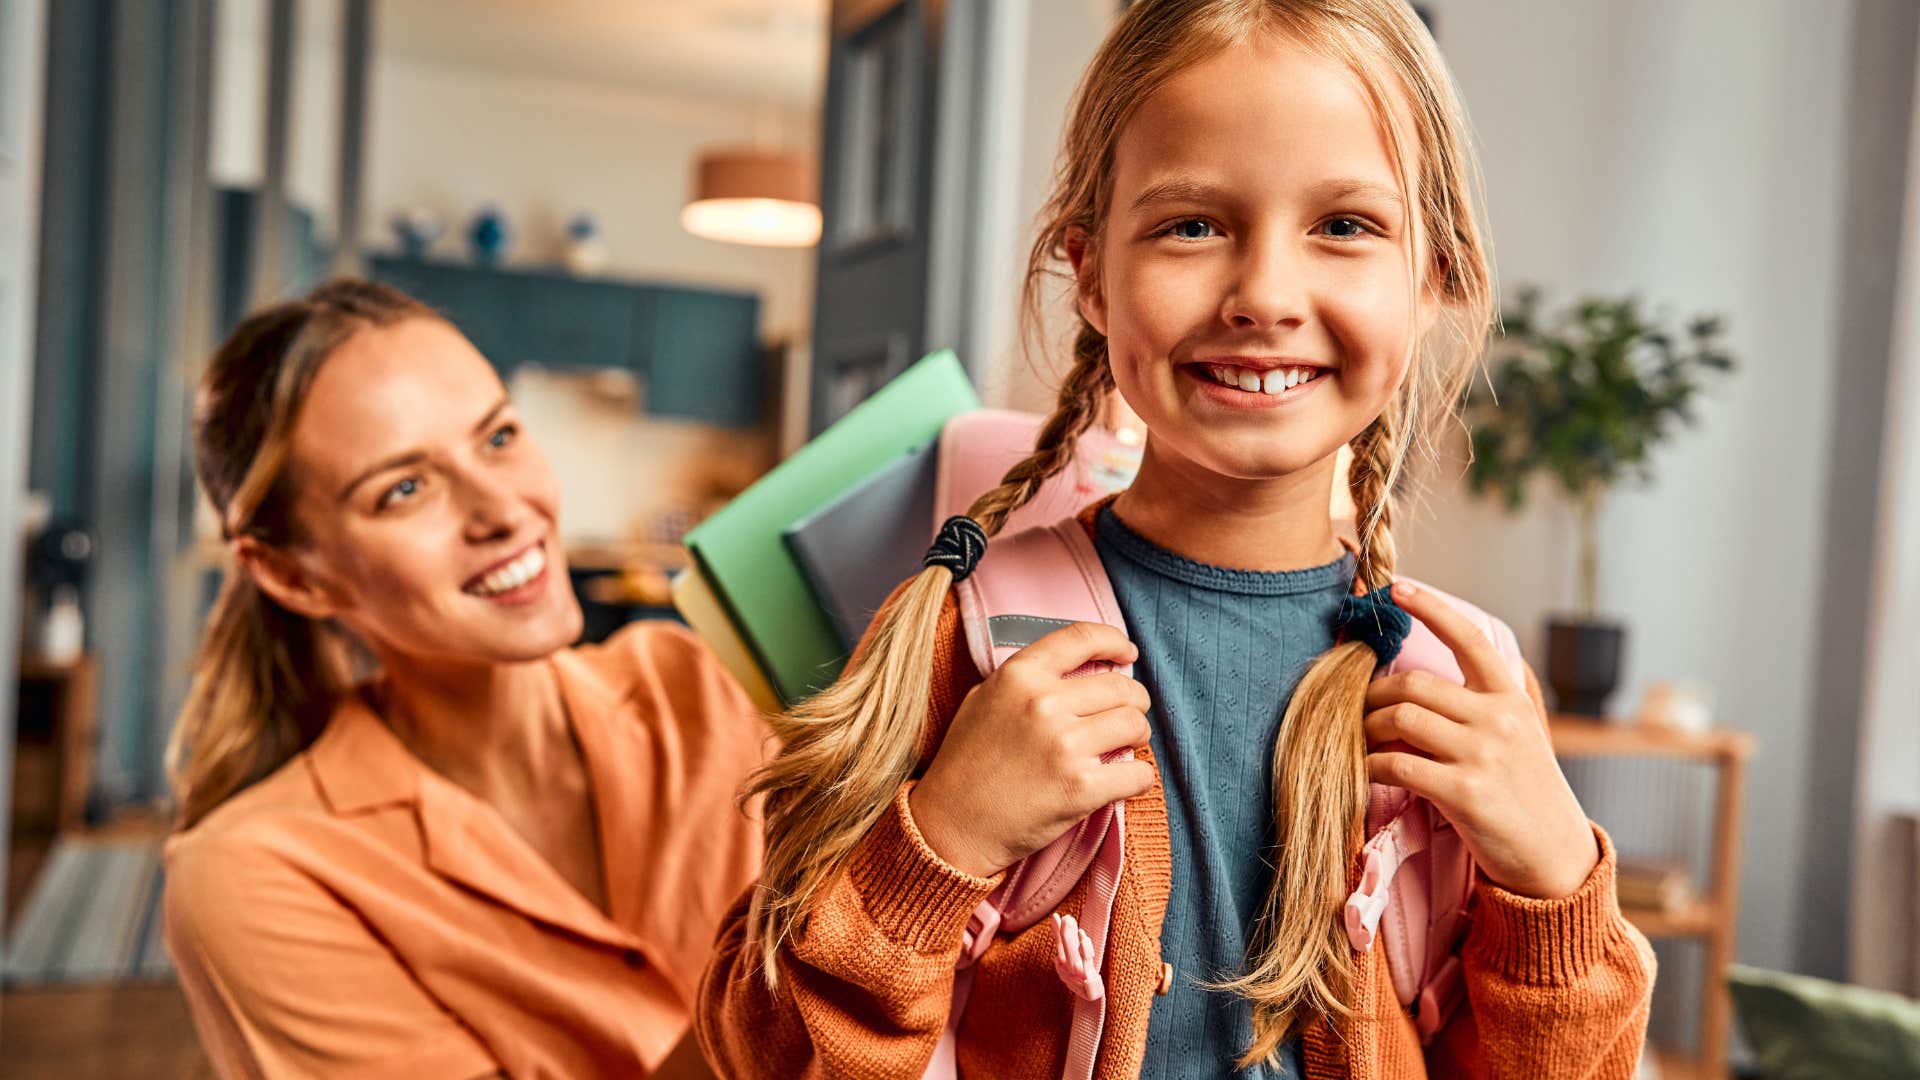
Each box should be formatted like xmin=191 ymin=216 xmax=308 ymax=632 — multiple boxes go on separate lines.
xmin=487 ymin=423 xmax=518 ymax=450
xmin=378 ymin=477 xmax=420 ymax=509
xmin=1163 ymin=218 xmax=1216 ymax=241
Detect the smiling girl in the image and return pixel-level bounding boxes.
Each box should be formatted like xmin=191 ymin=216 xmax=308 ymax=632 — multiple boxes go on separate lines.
xmin=163 ymin=280 xmax=767 ymax=1078
xmin=698 ymin=1 xmax=1654 ymax=1077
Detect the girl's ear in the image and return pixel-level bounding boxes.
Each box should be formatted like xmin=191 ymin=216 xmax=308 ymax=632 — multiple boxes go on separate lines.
xmin=1064 ymin=226 xmax=1109 ymax=337
xmin=235 ymin=537 xmax=341 ymax=622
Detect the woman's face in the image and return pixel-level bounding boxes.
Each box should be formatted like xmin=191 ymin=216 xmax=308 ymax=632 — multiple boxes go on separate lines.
xmin=1081 ymin=32 xmax=1435 ymax=485
xmin=271 ymin=317 xmax=583 ymax=666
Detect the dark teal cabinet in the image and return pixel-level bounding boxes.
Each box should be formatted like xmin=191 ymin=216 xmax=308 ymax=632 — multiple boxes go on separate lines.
xmin=367 ymin=256 xmax=764 ymax=428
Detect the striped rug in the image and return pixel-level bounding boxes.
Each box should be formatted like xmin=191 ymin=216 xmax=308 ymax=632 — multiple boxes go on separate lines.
xmin=5 ymin=835 xmax=172 ymax=985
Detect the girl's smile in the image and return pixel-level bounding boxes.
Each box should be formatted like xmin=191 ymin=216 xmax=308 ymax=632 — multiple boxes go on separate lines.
xmin=1184 ymin=358 xmax=1331 ymax=409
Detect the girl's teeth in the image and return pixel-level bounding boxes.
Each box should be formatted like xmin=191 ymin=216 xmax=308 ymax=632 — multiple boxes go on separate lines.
xmin=1209 ymin=365 xmax=1322 ymax=394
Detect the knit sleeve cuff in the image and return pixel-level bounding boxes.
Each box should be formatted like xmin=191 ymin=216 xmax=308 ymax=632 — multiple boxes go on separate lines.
xmin=1470 ymin=822 xmax=1636 ymax=986
xmin=843 ymin=782 xmax=1003 ymax=955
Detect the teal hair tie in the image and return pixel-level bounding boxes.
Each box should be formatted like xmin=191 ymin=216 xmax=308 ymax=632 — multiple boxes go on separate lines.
xmin=1336 ymin=585 xmax=1411 ymax=664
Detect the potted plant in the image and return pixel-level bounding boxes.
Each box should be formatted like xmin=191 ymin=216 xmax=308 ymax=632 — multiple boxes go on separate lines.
xmin=1463 ymin=287 xmax=1735 ymax=716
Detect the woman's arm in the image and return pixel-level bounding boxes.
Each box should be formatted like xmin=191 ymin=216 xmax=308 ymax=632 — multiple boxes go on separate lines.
xmin=165 ymin=827 xmax=499 ymax=1080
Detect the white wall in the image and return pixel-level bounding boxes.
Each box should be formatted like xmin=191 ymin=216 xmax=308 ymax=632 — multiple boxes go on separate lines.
xmin=1851 ymin=30 xmax=1920 ymax=992
xmin=211 ymin=0 xmax=817 ymax=343
xmin=1396 ymin=0 xmax=1853 ymax=978
xmin=980 ymin=0 xmax=1857 ymax=978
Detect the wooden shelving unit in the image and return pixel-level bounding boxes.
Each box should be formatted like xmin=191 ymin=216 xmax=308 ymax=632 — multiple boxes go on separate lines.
xmin=1549 ymin=718 xmax=1756 ymax=1080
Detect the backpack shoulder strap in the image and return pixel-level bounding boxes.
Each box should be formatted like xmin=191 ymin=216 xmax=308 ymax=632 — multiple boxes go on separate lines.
xmin=953 ymin=517 xmax=1130 ymax=679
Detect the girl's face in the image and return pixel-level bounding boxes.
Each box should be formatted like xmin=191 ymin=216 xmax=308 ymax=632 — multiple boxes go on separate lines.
xmin=1079 ymin=32 xmax=1435 ymax=486
xmin=266 ymin=317 xmax=583 ymax=666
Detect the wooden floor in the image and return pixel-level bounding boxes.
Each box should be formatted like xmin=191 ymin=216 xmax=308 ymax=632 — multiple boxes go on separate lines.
xmin=2 ymin=812 xmax=212 ymax=1077
xmin=0 ymin=980 xmax=213 ymax=1078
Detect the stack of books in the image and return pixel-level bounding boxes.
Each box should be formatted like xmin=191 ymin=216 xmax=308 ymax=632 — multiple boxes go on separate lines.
xmin=674 ymin=350 xmax=1146 ymax=714
xmin=675 ymin=351 xmax=981 ymax=711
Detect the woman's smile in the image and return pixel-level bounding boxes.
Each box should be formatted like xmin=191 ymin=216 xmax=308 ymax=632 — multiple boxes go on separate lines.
xmin=461 ymin=537 xmax=553 ymax=605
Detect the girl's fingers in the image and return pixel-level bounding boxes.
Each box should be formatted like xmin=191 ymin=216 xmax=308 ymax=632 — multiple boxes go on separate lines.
xmin=1389 ymin=580 xmax=1513 ymax=692
xmin=1363 ymin=703 xmax=1470 ymax=761
xmin=1084 ymin=757 xmax=1157 ymax=807
xmin=1366 ymin=749 xmax=1461 ymax=809
xmin=1077 ymin=706 xmax=1152 ymax=757
xmin=1060 ymin=672 xmax=1152 ymax=717
xmin=1364 ymin=668 xmax=1484 ymax=719
xmin=1013 ymin=621 xmax=1139 ymax=679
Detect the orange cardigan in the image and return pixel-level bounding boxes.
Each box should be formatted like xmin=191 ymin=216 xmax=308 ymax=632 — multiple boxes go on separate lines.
xmin=698 ymin=521 xmax=1655 ymax=1079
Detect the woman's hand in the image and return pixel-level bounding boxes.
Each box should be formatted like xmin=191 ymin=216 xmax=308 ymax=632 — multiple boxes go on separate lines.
xmin=910 ymin=622 xmax=1156 ymax=878
xmin=1363 ymin=580 xmax=1600 ymax=900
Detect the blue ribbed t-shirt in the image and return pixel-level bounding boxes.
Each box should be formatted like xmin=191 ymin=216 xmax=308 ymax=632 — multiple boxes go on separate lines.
xmin=1094 ymin=506 xmax=1356 ymax=1079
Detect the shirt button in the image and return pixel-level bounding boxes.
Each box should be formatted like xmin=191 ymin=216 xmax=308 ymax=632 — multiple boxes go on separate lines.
xmin=622 ymin=948 xmax=644 ymax=969
xmin=1156 ymin=962 xmax=1174 ymax=995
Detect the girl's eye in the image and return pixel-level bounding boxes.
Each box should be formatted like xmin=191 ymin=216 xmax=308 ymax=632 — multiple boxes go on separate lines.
xmin=487 ymin=423 xmax=518 ymax=450
xmin=378 ymin=476 xmax=421 ymax=510
xmin=1319 ymin=216 xmax=1373 ymax=240
xmin=1162 ymin=218 xmax=1217 ymax=241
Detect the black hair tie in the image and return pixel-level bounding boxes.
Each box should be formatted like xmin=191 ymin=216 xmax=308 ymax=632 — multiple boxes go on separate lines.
xmin=1335 ymin=584 xmax=1412 ymax=665
xmin=923 ymin=515 xmax=989 ymax=582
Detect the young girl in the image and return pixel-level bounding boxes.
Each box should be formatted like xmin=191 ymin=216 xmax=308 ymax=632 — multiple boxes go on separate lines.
xmin=699 ymin=1 xmax=1655 ymax=1076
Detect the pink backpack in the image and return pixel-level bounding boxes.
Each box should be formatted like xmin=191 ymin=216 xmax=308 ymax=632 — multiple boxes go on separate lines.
xmin=920 ymin=417 xmax=1528 ymax=1078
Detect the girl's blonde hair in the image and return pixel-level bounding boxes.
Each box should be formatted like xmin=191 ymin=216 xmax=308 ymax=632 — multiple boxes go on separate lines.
xmin=167 ymin=279 xmax=436 ymax=830
xmin=747 ymin=0 xmax=1491 ymax=1061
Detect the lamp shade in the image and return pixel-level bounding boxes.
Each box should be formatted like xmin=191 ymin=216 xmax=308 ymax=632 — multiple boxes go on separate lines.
xmin=682 ymin=149 xmax=821 ymax=247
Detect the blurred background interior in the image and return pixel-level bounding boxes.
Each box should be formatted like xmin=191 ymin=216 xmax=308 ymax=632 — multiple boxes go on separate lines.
xmin=0 ymin=0 xmax=1917 ymax=1077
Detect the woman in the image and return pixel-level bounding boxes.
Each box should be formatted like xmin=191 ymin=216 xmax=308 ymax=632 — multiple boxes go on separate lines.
xmin=163 ymin=279 xmax=766 ymax=1078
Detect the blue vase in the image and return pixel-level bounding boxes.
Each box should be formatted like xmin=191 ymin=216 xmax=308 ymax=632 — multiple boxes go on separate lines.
xmin=468 ymin=205 xmax=512 ymax=264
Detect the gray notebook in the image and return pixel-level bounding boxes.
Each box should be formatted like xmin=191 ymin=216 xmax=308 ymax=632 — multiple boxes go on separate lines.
xmin=783 ymin=440 xmax=940 ymax=651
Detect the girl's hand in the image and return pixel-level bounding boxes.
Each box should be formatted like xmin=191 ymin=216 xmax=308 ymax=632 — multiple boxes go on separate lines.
xmin=1362 ymin=580 xmax=1601 ymax=900
xmin=910 ymin=622 xmax=1156 ymax=878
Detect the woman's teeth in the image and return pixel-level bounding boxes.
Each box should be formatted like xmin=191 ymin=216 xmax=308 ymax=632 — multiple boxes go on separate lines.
xmin=1207 ymin=364 xmax=1322 ymax=395
xmin=469 ymin=545 xmax=546 ymax=597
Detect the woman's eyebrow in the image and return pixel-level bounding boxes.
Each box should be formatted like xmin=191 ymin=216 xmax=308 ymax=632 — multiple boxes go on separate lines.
xmin=339 ymin=450 xmax=424 ymax=502
xmin=337 ymin=397 xmax=512 ymax=501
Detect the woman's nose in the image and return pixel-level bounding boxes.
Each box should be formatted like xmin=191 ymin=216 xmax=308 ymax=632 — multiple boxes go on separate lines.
xmin=1220 ymin=238 xmax=1309 ymax=331
xmin=459 ymin=468 xmax=533 ymax=542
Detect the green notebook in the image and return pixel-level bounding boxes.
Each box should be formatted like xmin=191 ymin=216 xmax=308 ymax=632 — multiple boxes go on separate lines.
xmin=684 ymin=350 xmax=979 ymax=703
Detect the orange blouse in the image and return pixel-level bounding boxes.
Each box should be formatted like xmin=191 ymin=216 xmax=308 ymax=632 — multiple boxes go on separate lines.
xmin=164 ymin=622 xmax=769 ymax=1079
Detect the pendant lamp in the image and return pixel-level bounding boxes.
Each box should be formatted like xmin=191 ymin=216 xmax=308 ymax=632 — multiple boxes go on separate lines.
xmin=681 ymin=148 xmax=821 ymax=247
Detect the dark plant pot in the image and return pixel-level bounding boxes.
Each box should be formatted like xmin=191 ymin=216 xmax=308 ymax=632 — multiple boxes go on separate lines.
xmin=1545 ymin=617 xmax=1626 ymax=717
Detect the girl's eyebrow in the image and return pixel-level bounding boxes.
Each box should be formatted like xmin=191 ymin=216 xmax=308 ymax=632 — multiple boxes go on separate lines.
xmin=1310 ymin=177 xmax=1405 ymax=207
xmin=1128 ymin=177 xmax=1234 ymax=214
xmin=1128 ymin=176 xmax=1405 ymax=214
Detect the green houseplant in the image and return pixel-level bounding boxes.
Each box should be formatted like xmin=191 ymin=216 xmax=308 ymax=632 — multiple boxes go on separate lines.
xmin=1463 ymin=287 xmax=1735 ymax=715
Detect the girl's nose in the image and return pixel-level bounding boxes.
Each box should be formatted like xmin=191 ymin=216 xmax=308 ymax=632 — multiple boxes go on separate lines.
xmin=1221 ymin=238 xmax=1308 ymax=330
